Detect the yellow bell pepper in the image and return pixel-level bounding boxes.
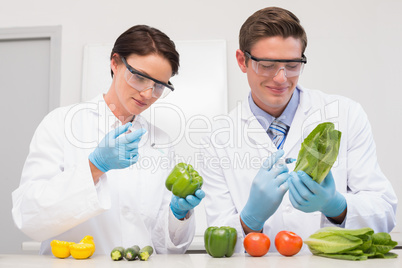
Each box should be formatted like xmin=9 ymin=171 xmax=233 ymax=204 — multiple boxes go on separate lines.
xmin=50 ymin=240 xmax=75 ymax=259
xmin=69 ymin=243 xmax=95 ymax=259
xmin=79 ymin=235 xmax=95 ymax=257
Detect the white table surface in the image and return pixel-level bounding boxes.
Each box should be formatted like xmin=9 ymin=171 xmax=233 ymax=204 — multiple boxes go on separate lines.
xmin=0 ymin=250 xmax=400 ymax=268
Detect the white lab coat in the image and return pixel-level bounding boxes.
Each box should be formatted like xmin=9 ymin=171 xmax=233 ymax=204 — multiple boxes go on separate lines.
xmin=12 ymin=95 xmax=195 ymax=255
xmin=200 ymin=86 xmax=397 ymax=253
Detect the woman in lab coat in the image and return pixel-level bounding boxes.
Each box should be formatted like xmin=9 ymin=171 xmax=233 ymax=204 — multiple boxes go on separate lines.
xmin=12 ymin=25 xmax=204 ymax=255
xmin=200 ymin=7 xmax=397 ymax=253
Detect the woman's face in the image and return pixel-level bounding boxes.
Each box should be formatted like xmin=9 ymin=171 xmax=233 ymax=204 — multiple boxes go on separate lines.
xmin=110 ymin=53 xmax=172 ymax=119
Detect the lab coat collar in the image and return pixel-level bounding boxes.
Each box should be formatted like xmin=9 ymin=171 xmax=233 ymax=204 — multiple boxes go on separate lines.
xmin=295 ymin=85 xmax=313 ymax=114
xmin=240 ymin=85 xmax=313 ymax=157
xmin=282 ymin=85 xmax=313 ymax=154
xmin=86 ymin=94 xmax=149 ymax=137
xmin=85 ymin=94 xmax=119 ymax=136
xmin=240 ymin=96 xmax=275 ymax=152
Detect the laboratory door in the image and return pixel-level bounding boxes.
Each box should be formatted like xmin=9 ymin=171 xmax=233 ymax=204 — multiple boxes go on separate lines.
xmin=0 ymin=27 xmax=61 ymax=254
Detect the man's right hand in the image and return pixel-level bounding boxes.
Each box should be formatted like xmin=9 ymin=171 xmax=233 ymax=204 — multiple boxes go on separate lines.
xmin=240 ymin=149 xmax=290 ymax=232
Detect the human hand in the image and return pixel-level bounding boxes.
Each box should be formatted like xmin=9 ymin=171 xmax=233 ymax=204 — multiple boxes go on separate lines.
xmin=88 ymin=122 xmax=146 ymax=173
xmin=240 ymin=150 xmax=290 ymax=231
xmin=288 ymin=170 xmax=346 ymax=217
xmin=170 ymin=189 xmax=206 ymax=220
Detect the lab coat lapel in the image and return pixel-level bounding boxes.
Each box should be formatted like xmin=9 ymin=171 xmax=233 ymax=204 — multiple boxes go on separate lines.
xmin=240 ymin=101 xmax=277 ymax=152
xmin=97 ymin=95 xmax=123 ymax=138
xmin=86 ymin=94 xmax=110 ymax=138
xmin=239 ymin=88 xmax=320 ymax=157
xmin=282 ymin=87 xmax=317 ymax=156
xmin=97 ymin=98 xmax=108 ymax=137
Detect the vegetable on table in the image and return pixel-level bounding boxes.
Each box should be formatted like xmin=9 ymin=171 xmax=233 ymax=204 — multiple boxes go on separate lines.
xmin=50 ymin=240 xmax=75 ymax=259
xmin=111 ymin=246 xmax=125 ymax=261
xmin=294 ymin=122 xmax=341 ymax=184
xmin=304 ymin=227 xmax=398 ymax=260
xmin=69 ymin=243 xmax=95 ymax=260
xmin=204 ymin=226 xmax=237 ymax=258
xmin=124 ymin=245 xmax=140 ymax=261
xmin=50 ymin=236 xmax=95 ymax=260
xmin=243 ymin=232 xmax=270 ymax=257
xmin=139 ymin=246 xmax=154 ymax=261
xmin=79 ymin=235 xmax=95 ymax=257
xmin=275 ymin=231 xmax=303 ymax=256
xmin=111 ymin=245 xmax=154 ymax=261
xmin=165 ymin=163 xmax=203 ymax=198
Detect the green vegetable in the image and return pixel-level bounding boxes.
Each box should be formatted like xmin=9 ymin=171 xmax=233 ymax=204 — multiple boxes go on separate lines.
xmin=294 ymin=122 xmax=341 ymax=184
xmin=204 ymin=226 xmax=237 ymax=258
xmin=139 ymin=246 xmax=154 ymax=261
xmin=304 ymin=227 xmax=398 ymax=260
xmin=110 ymin=246 xmax=125 ymax=261
xmin=124 ymin=245 xmax=140 ymax=261
xmin=165 ymin=163 xmax=203 ymax=198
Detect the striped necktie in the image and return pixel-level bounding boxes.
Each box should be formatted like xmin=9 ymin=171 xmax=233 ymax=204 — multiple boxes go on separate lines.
xmin=268 ymin=119 xmax=289 ymax=149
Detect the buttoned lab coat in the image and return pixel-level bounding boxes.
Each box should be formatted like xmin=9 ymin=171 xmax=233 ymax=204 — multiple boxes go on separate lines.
xmin=200 ymin=86 xmax=397 ymax=253
xmin=12 ymin=95 xmax=195 ymax=255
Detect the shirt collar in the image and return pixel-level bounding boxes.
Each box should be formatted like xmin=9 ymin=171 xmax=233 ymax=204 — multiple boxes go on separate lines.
xmin=248 ymin=87 xmax=300 ymax=131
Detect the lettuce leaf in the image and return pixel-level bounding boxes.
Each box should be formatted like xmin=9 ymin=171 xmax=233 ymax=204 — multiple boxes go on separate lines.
xmin=294 ymin=122 xmax=341 ymax=184
xmin=370 ymin=232 xmax=398 ymax=254
xmin=305 ymin=227 xmax=399 ymax=261
xmin=305 ymin=233 xmax=363 ymax=254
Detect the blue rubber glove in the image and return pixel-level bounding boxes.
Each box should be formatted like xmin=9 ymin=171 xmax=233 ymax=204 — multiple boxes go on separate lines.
xmin=170 ymin=189 xmax=206 ymax=220
xmin=288 ymin=170 xmax=347 ymax=217
xmin=89 ymin=122 xmax=146 ymax=173
xmin=240 ymin=150 xmax=290 ymax=231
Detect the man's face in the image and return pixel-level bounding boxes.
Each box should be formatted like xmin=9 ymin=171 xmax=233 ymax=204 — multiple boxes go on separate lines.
xmin=236 ymin=36 xmax=303 ymax=117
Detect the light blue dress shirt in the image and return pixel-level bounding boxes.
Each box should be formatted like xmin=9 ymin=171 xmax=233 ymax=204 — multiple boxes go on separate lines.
xmin=248 ymin=87 xmax=300 ymax=144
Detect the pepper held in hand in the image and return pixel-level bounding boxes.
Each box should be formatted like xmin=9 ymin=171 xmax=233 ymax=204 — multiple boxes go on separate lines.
xmin=204 ymin=226 xmax=237 ymax=258
xmin=165 ymin=163 xmax=203 ymax=198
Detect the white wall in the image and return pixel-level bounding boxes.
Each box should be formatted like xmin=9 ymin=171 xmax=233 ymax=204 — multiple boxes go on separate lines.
xmin=1 ymin=0 xmax=401 ymax=244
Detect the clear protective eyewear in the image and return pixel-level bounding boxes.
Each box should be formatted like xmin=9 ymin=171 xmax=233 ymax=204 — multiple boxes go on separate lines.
xmin=121 ymin=57 xmax=174 ymax=99
xmin=244 ymin=51 xmax=307 ymax=78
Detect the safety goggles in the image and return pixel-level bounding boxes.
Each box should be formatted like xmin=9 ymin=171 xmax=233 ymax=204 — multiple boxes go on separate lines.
xmin=244 ymin=51 xmax=307 ymax=78
xmin=121 ymin=57 xmax=174 ymax=99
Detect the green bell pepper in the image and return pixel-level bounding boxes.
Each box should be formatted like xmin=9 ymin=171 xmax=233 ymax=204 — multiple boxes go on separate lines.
xmin=165 ymin=163 xmax=203 ymax=198
xmin=204 ymin=226 xmax=237 ymax=258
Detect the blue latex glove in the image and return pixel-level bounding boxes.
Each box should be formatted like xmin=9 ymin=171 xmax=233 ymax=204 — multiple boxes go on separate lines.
xmin=170 ymin=189 xmax=206 ymax=220
xmin=288 ymin=170 xmax=347 ymax=217
xmin=89 ymin=122 xmax=146 ymax=173
xmin=240 ymin=150 xmax=290 ymax=231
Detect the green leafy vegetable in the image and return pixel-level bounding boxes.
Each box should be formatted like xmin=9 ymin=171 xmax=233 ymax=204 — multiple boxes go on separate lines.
xmin=370 ymin=232 xmax=398 ymax=255
xmin=294 ymin=122 xmax=341 ymax=184
xmin=304 ymin=227 xmax=398 ymax=261
xmin=305 ymin=232 xmax=363 ymax=254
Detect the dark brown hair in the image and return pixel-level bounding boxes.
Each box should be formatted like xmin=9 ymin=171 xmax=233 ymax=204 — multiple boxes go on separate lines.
xmin=239 ymin=7 xmax=307 ymax=56
xmin=110 ymin=25 xmax=179 ymax=77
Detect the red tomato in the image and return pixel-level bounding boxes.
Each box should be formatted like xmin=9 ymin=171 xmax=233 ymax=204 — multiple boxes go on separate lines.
xmin=243 ymin=233 xmax=271 ymax=257
xmin=275 ymin=231 xmax=303 ymax=256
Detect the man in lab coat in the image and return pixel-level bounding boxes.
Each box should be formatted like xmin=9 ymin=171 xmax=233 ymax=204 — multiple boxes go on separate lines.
xmin=12 ymin=25 xmax=204 ymax=255
xmin=200 ymin=7 xmax=397 ymax=253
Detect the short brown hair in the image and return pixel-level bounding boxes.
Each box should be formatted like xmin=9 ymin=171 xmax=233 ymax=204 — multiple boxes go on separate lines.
xmin=110 ymin=25 xmax=179 ymax=77
xmin=239 ymin=7 xmax=307 ymax=55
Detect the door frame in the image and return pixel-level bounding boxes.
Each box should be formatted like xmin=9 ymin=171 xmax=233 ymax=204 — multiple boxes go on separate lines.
xmin=0 ymin=26 xmax=61 ymax=111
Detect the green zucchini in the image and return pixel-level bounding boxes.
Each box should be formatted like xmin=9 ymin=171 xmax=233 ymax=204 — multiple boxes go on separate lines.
xmin=110 ymin=246 xmax=125 ymax=261
xmin=139 ymin=245 xmax=154 ymax=261
xmin=124 ymin=245 xmax=140 ymax=261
